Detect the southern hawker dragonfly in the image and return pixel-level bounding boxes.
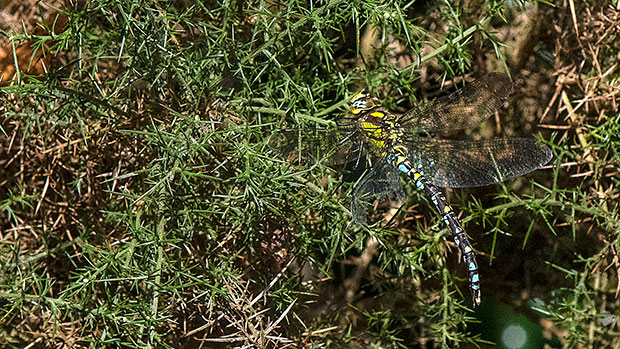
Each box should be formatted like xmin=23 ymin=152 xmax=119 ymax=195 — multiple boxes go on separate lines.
xmin=268 ymin=73 xmax=552 ymax=307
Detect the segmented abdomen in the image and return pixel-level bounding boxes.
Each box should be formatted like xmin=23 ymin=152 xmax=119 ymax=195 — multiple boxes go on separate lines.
xmin=387 ymin=151 xmax=481 ymax=307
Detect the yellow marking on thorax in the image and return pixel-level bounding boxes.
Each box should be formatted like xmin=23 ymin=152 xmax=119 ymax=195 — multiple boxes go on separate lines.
xmin=371 ymin=111 xmax=385 ymax=118
xmin=370 ymin=140 xmax=385 ymax=150
xmin=361 ymin=121 xmax=384 ymax=139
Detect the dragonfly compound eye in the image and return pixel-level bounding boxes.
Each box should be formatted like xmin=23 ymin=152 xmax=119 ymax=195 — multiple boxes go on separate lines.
xmin=350 ymin=92 xmax=379 ymax=114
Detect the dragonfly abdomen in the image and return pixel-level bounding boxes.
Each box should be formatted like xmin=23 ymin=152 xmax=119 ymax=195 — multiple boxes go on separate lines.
xmin=387 ymin=149 xmax=482 ymax=307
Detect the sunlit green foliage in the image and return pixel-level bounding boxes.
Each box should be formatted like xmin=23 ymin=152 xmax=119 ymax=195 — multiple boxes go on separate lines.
xmin=1 ymin=0 xmax=618 ymax=347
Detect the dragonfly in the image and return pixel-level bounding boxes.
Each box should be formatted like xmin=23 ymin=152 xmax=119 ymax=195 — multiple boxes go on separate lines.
xmin=268 ymin=73 xmax=552 ymax=307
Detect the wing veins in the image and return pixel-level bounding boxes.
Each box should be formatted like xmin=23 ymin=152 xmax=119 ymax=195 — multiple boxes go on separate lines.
xmin=399 ymin=73 xmax=514 ymax=133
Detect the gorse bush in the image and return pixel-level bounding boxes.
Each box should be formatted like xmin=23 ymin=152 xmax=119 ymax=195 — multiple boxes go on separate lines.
xmin=0 ymin=0 xmax=618 ymax=347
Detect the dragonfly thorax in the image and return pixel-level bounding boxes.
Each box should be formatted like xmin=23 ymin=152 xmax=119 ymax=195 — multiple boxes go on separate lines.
xmin=356 ymin=108 xmax=406 ymax=158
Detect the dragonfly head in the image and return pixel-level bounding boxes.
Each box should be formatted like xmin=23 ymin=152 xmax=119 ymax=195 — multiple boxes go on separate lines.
xmin=350 ymin=92 xmax=381 ymax=115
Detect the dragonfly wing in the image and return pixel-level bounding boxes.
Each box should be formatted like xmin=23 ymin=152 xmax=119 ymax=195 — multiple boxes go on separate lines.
xmin=268 ymin=127 xmax=365 ymax=165
xmin=400 ymin=73 xmax=514 ymax=133
xmin=407 ymin=138 xmax=552 ymax=188
xmin=351 ymin=162 xmax=405 ymax=225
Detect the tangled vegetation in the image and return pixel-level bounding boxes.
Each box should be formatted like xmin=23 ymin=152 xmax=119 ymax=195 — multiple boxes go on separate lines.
xmin=0 ymin=0 xmax=618 ymax=347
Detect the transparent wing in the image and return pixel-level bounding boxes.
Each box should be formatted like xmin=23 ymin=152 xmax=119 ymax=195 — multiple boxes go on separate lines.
xmin=267 ymin=126 xmax=365 ymax=165
xmin=351 ymin=162 xmax=405 ymax=225
xmin=407 ymin=138 xmax=552 ymax=188
xmin=399 ymin=73 xmax=514 ymax=133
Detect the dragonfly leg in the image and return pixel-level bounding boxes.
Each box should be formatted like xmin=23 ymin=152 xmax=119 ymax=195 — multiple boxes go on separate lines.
xmin=353 ymin=140 xmax=365 ymax=169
